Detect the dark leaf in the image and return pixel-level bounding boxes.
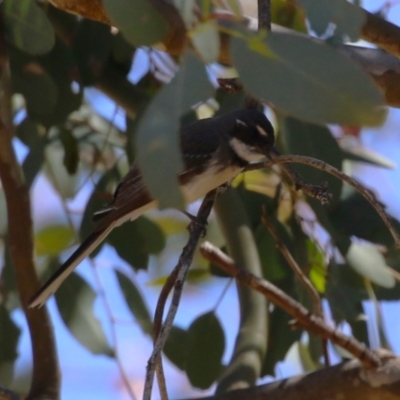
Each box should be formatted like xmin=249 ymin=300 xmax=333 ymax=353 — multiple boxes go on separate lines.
xmin=59 ymin=128 xmax=79 ymax=175
xmin=16 ymin=117 xmax=41 ymax=148
xmin=281 ymin=117 xmax=343 ymax=206
xmin=0 ymin=304 xmax=20 ymax=362
xmin=186 ymin=311 xmax=225 ymax=389
xmin=115 ymin=270 xmax=152 ymax=335
xmin=136 ymin=52 xmax=214 ymax=209
xmin=4 ymin=0 xmax=55 ymax=55
xmin=329 ymin=191 xmax=400 ymax=246
xmin=22 ymin=140 xmax=46 ymax=189
xmin=261 ymin=295 xmax=302 ymax=376
xmin=297 ymin=0 xmax=365 ymax=40
xmin=72 ymin=20 xmax=113 ymax=86
xmin=12 ymin=69 xmax=58 ymax=118
xmin=271 ymin=0 xmax=307 ymax=32
xmin=103 ymin=0 xmax=168 ymax=47
xmin=254 ymin=222 xmax=291 ymax=282
xmin=107 ymin=216 xmax=165 ymax=271
xmin=231 ymin=31 xmax=386 ymax=126
xmin=55 ymin=269 xmax=114 ymax=356
xmin=164 ymin=325 xmax=189 ymax=371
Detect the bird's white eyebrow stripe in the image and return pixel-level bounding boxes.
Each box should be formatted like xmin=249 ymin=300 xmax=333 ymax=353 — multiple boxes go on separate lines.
xmin=236 ymin=119 xmax=247 ymax=127
xmin=256 ymin=125 xmax=268 ymax=136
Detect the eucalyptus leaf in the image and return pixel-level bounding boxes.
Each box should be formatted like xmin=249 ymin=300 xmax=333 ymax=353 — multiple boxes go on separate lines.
xmin=4 ymin=0 xmax=55 ymax=55
xmin=103 ymin=0 xmax=168 ymax=46
xmin=107 ymin=216 xmax=166 ymax=270
xmin=55 ymin=271 xmax=114 ymax=356
xmin=35 ymin=225 xmax=75 ymax=257
xmin=136 ymin=52 xmax=213 ymax=209
xmin=115 ymin=271 xmax=152 ymax=335
xmin=281 ymin=117 xmax=344 ymax=206
xmin=172 ymin=0 xmax=196 ymax=26
xmin=191 ymin=21 xmax=220 ymax=64
xmin=163 ymin=325 xmax=189 ymax=371
xmin=186 ymin=311 xmax=225 ymax=389
xmin=262 ymin=299 xmax=301 ymax=376
xmin=232 ymin=32 xmax=386 ymax=126
xmin=297 ymin=0 xmax=365 ymax=40
xmin=0 ymin=305 xmax=20 ymax=363
xmin=345 ymin=241 xmax=395 ymax=288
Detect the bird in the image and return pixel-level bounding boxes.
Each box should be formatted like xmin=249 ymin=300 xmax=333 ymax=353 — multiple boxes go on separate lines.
xmin=29 ymin=108 xmax=275 ymax=307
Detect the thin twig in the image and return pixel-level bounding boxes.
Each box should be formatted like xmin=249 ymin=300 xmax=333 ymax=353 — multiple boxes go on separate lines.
xmin=143 ymin=189 xmax=220 ymax=400
xmin=258 ymin=0 xmax=271 ymax=30
xmin=248 ymin=155 xmax=400 ymax=249
xmin=153 ymin=267 xmax=179 ymax=342
xmin=261 ymin=208 xmax=330 ymax=365
xmin=155 ymin=360 xmax=169 ymax=400
xmin=261 ymin=210 xmax=321 ymax=316
xmin=200 ymin=242 xmax=382 ymax=369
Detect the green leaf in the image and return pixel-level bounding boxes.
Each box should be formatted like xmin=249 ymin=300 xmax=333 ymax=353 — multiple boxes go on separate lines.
xmin=164 ymin=325 xmax=189 ymax=370
xmin=171 ymin=0 xmax=196 ymax=26
xmin=0 ymin=305 xmax=20 ymax=387
xmin=72 ymin=20 xmax=113 ymax=86
xmin=271 ymin=0 xmax=307 ymax=32
xmin=0 ymin=305 xmax=20 ymax=362
xmin=186 ymin=311 xmax=225 ymax=389
xmin=55 ymin=271 xmax=114 ymax=356
xmin=12 ymin=69 xmax=58 ymax=118
xmin=191 ymin=21 xmax=220 ymax=64
xmin=59 ymin=128 xmax=79 ymax=175
xmin=261 ymin=299 xmax=301 ymax=376
xmin=329 ymin=191 xmax=400 ymax=246
xmin=342 ymin=148 xmax=395 ymax=169
xmin=345 ymin=241 xmax=395 ymax=288
xmin=103 ymin=0 xmax=168 ymax=47
xmin=297 ymin=0 xmax=365 ymax=40
xmin=35 ymin=225 xmax=75 ymax=256
xmin=115 ymin=270 xmax=152 ymax=335
xmin=22 ymin=139 xmax=46 ymax=189
xmin=307 ymin=240 xmax=326 ymax=293
xmin=255 ymin=223 xmax=289 ymax=282
xmin=107 ymin=216 xmax=166 ymax=270
xmin=226 ymin=0 xmax=243 ymax=17
xmin=232 ymin=32 xmax=386 ymax=126
xmin=281 ymin=117 xmax=344 ymax=206
xmin=4 ymin=0 xmax=55 ymax=55
xmin=136 ymin=52 xmax=214 ymax=209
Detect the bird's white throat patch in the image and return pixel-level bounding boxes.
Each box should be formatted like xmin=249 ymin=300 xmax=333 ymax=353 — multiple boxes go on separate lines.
xmin=229 ymin=137 xmax=266 ymax=163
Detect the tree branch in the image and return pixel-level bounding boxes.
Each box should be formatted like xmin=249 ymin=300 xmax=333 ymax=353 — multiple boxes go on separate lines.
xmin=179 ymin=353 xmax=400 ymax=400
xmin=214 ymin=188 xmax=268 ymax=392
xmin=0 ymin=12 xmax=60 ymax=399
xmin=200 ymin=242 xmax=381 ymax=369
xmin=144 ymin=189 xmax=219 ymax=400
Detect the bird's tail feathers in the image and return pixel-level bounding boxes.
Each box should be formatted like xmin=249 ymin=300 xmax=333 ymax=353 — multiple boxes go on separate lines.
xmin=29 ymin=224 xmax=115 ymax=308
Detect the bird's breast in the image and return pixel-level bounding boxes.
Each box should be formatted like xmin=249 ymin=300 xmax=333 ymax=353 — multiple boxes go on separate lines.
xmin=180 ymin=161 xmax=243 ymax=204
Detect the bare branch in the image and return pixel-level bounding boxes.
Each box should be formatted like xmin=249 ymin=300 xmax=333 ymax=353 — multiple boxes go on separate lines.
xmin=260 ymin=155 xmax=400 ymax=249
xmin=0 ymin=13 xmax=60 ymax=399
xmin=200 ymin=242 xmax=381 ymax=369
xmin=143 ymin=189 xmax=219 ymax=400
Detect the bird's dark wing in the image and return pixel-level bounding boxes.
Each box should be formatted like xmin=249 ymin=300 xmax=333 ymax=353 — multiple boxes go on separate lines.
xmin=179 ymin=115 xmax=236 ymax=185
xmin=93 ymin=163 xmax=154 ymax=230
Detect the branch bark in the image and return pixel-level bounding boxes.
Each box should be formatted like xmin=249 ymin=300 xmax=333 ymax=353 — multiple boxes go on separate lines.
xmin=0 ymin=12 xmax=60 ymax=400
xmin=180 ymin=355 xmax=400 ymax=400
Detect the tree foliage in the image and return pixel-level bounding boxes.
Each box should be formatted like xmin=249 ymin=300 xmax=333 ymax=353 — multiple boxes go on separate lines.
xmin=1 ymin=0 xmax=400 ymax=399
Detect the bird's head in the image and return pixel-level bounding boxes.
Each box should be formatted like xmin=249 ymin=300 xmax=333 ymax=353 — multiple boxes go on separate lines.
xmin=229 ymin=109 xmax=275 ymax=164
